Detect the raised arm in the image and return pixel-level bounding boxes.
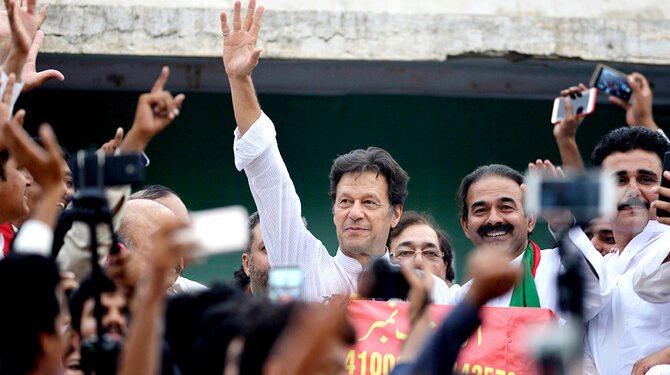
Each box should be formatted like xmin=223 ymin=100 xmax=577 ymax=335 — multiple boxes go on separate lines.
xmin=2 ymin=0 xmax=45 ymax=80
xmin=221 ymin=0 xmax=264 ymax=135
xmin=57 ymin=67 xmax=185 ymax=280
xmin=221 ymin=1 xmax=329 ymax=281
xmin=552 ymin=84 xmax=588 ymax=172
xmin=0 ymin=76 xmax=64 ymax=230
xmin=120 ymin=66 xmax=185 ymax=153
xmin=609 ymin=72 xmax=659 ymax=131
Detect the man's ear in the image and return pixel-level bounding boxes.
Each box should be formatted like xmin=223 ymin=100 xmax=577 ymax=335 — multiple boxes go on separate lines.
xmin=527 ymin=215 xmax=537 ymax=235
xmin=390 ymin=204 xmax=403 ymax=228
xmin=242 ymin=253 xmax=250 ymax=276
xmin=460 ymin=216 xmax=474 ymax=240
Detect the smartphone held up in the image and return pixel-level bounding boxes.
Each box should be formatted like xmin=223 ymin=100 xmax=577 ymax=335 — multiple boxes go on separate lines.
xmin=175 ymin=206 xmax=249 ymax=259
xmin=589 ymin=64 xmax=632 ymax=102
xmin=551 ymin=88 xmax=597 ymax=124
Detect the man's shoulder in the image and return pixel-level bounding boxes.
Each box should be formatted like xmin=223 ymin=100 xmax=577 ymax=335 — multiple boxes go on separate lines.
xmin=171 ymin=276 xmax=208 ymax=295
xmin=539 ymin=246 xmax=561 ymax=259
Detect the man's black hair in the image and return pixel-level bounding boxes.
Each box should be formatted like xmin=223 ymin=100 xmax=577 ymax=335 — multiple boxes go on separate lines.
xmin=130 ymin=184 xmax=179 ymax=201
xmin=231 ymin=265 xmax=251 ymax=291
xmin=387 ymin=211 xmax=456 ymax=282
xmin=68 ymin=272 xmax=119 ymax=333
xmin=238 ymin=302 xmax=299 ymax=375
xmin=591 ymin=127 xmax=670 ymax=167
xmin=0 ymin=254 xmax=61 ymax=375
xmin=191 ymin=297 xmax=294 ymax=375
xmin=329 ymin=147 xmax=409 ymax=208
xmin=0 ymin=149 xmax=9 ymax=181
xmin=165 ymin=283 xmax=243 ymax=375
xmin=457 ymin=164 xmax=524 ymax=221
xmin=244 ymin=211 xmax=261 ymax=254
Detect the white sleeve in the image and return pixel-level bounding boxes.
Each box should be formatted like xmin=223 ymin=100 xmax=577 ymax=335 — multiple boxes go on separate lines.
xmin=563 ymin=226 xmax=615 ymax=321
xmin=233 ymin=112 xmax=331 ymax=275
xmin=0 ymin=70 xmax=25 ymax=118
xmin=430 ymin=275 xmax=454 ymax=304
xmin=633 ymin=247 xmax=670 ymax=303
xmin=12 ymin=219 xmax=53 ymax=257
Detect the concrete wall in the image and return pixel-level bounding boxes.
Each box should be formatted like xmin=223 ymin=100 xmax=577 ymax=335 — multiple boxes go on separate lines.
xmin=43 ymin=0 xmax=670 ymax=64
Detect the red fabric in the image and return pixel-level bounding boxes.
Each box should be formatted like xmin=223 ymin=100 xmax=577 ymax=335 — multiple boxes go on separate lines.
xmin=0 ymin=222 xmax=15 ymax=256
xmin=529 ymin=240 xmax=542 ymax=278
xmin=347 ymin=300 xmax=556 ymax=375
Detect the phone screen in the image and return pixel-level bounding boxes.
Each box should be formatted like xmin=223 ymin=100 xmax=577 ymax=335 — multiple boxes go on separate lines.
xmin=268 ymin=267 xmax=303 ymax=302
xmin=594 ymin=66 xmax=632 ymax=102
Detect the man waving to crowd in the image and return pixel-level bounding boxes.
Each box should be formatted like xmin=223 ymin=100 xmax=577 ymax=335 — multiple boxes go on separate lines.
xmin=220 ymin=0 xmax=452 ymax=303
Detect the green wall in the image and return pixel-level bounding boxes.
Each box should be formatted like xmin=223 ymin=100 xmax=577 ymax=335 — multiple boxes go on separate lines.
xmin=16 ymin=89 xmax=670 ymax=284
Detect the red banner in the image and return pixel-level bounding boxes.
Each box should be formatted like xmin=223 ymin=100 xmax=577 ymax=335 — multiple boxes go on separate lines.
xmin=346 ymin=300 xmax=556 ymax=375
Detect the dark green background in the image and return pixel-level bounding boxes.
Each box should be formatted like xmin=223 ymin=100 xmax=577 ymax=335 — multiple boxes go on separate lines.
xmin=16 ymin=89 xmax=670 ymax=284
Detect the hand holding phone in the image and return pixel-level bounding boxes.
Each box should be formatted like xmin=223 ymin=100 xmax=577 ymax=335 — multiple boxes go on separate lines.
xmin=268 ymin=267 xmax=303 ymax=302
xmin=589 ymin=64 xmax=632 ymax=102
xmin=551 ymin=87 xmax=597 ymax=124
xmin=177 ymin=206 xmax=249 ymax=259
xmin=655 ymin=152 xmax=670 ymax=218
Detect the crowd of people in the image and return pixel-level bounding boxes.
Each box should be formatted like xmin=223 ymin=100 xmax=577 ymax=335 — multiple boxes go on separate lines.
xmin=0 ymin=0 xmax=669 ymax=374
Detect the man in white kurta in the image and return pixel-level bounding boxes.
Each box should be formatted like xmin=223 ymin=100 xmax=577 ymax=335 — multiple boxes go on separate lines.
xmin=222 ymin=3 xmax=452 ymax=303
xmin=573 ymin=126 xmax=670 ymax=374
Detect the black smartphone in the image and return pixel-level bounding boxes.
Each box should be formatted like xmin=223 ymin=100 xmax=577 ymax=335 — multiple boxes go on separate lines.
xmin=656 ymin=152 xmax=670 ymax=218
xmin=73 ymin=152 xmax=145 ymax=188
xmin=589 ymin=64 xmax=632 ymax=102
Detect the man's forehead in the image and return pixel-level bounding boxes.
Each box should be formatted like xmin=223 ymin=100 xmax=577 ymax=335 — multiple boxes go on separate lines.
xmin=467 ymin=176 xmax=523 ymax=204
xmin=602 ymin=149 xmax=662 ymax=172
xmin=336 ymin=171 xmax=388 ymax=194
xmin=393 ymin=224 xmax=439 ymax=245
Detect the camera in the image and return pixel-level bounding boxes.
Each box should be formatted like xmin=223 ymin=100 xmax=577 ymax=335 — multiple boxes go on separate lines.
xmin=525 ymin=170 xmax=615 ymax=224
xmin=72 ymin=151 xmax=145 ymax=189
xmin=361 ymin=258 xmax=410 ymax=301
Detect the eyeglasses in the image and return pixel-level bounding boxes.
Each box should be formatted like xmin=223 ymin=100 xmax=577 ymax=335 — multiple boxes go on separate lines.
xmin=390 ymin=249 xmax=444 ymax=261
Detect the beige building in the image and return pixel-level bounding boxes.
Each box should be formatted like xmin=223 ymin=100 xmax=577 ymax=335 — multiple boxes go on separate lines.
xmin=40 ymin=0 xmax=670 ymax=101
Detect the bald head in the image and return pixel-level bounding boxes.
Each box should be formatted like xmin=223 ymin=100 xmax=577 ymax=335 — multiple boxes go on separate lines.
xmin=119 ymin=199 xmax=177 ymax=253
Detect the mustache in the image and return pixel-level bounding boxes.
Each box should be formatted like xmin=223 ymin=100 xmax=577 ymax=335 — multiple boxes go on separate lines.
xmin=617 ymin=197 xmax=650 ymax=211
xmin=477 ymin=223 xmax=514 ymax=237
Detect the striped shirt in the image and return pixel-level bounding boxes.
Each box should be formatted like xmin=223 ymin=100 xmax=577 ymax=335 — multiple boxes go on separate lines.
xmin=233 ymin=112 xmax=452 ymax=303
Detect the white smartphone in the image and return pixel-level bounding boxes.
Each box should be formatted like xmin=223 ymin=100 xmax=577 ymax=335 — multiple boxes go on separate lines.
xmin=181 ymin=206 xmax=249 ymax=258
xmin=550 ymin=87 xmax=597 ymax=124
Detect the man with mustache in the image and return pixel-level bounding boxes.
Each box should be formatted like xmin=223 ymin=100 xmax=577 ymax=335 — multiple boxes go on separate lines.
xmin=455 ymin=164 xmax=608 ymax=314
xmin=564 ymin=126 xmax=670 ymax=375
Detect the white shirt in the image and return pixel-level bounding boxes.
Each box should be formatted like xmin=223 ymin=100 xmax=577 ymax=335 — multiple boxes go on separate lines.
xmin=568 ymin=220 xmax=670 ymax=374
xmin=233 ymin=112 xmax=452 ymax=303
xmin=454 ymin=233 xmax=611 ymax=321
xmin=168 ymin=276 xmax=208 ymax=296
xmin=12 ymin=220 xmax=54 ymax=256
xmin=455 ymin=247 xmax=561 ymax=311
xmin=632 ymin=237 xmax=670 ymax=303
